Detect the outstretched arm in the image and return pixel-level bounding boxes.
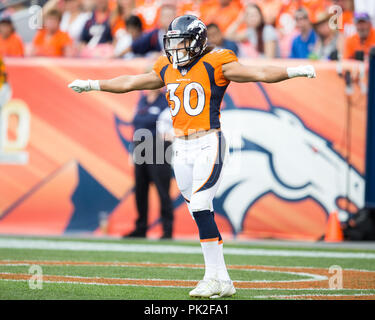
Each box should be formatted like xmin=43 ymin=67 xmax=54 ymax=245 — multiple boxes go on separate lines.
xmin=222 ymin=61 xmax=316 ymax=83
xmin=68 ymin=71 xmax=164 ymax=94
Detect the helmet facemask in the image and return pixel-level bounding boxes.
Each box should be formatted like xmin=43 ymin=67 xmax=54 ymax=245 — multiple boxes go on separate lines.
xmin=164 ymin=32 xmax=205 ymax=69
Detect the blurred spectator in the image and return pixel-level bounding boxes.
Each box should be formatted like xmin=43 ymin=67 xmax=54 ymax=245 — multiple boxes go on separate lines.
xmin=81 ymin=0 xmax=97 ymax=12
xmin=177 ymin=0 xmax=240 ymax=24
xmin=344 ymin=12 xmax=375 ymax=60
xmin=354 ymin=0 xmax=375 ymax=25
xmin=177 ymin=0 xmax=208 ymax=18
xmin=275 ymin=0 xmax=331 ymax=36
xmin=60 ymin=0 xmax=91 ymax=43
xmin=31 ymin=9 xmax=73 ymax=57
xmin=80 ymin=0 xmax=113 ymax=57
xmin=1 ymin=2 xmax=39 ymax=43
xmin=289 ymin=8 xmax=317 ymax=59
xmin=201 ymin=0 xmax=242 ymax=33
xmin=124 ymin=87 xmax=174 ymax=239
xmin=311 ymin=10 xmax=339 ymax=60
xmin=275 ymin=1 xmax=298 ymax=37
xmin=330 ymin=0 xmax=356 ymax=59
xmin=331 ymin=0 xmax=356 ymax=36
xmin=110 ymin=0 xmax=136 ymax=37
xmin=113 ymin=14 xmax=143 ymax=58
xmin=133 ymin=0 xmax=161 ymax=32
xmin=0 ymin=16 xmax=24 ymax=57
xmin=225 ymin=2 xmax=280 ymax=58
xmin=206 ymin=22 xmax=238 ymax=55
xmin=114 ymin=3 xmax=176 ymax=58
xmin=255 ymin=0 xmax=284 ymax=26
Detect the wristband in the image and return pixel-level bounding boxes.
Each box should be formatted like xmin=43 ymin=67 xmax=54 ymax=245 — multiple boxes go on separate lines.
xmin=286 ymin=67 xmax=303 ymax=78
xmin=88 ymin=79 xmax=101 ymax=91
xmin=286 ymin=65 xmax=316 ymax=79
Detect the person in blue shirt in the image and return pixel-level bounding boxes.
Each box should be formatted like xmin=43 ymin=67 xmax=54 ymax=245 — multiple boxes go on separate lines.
xmin=206 ymin=23 xmax=239 ymax=56
xmin=124 ymin=87 xmax=174 ymax=239
xmin=80 ymin=0 xmax=113 ymax=46
xmin=289 ymin=8 xmax=317 ymax=59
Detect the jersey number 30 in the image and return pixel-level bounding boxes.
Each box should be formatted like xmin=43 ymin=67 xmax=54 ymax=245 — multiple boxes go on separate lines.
xmin=167 ymin=82 xmax=206 ymax=117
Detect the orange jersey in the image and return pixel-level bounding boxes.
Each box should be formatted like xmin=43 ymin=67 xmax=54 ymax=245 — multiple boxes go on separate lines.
xmin=200 ymin=0 xmax=242 ymax=32
xmin=0 ymin=32 xmax=24 ymax=57
xmin=343 ymin=28 xmax=375 ymax=59
xmin=276 ymin=0 xmax=330 ymax=28
xmin=177 ymin=0 xmax=202 ymax=18
xmin=177 ymin=0 xmax=217 ymax=19
xmin=341 ymin=10 xmax=356 ymax=37
xmin=256 ymin=0 xmax=284 ymax=25
xmin=111 ymin=16 xmax=126 ymax=36
xmin=32 ymin=29 xmax=72 ymax=57
xmin=153 ymin=49 xmax=238 ymax=137
xmin=133 ymin=0 xmax=160 ymax=31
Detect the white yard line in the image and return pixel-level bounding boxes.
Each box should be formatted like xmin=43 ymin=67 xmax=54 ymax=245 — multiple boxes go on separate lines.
xmin=244 ymin=270 xmax=327 ymax=282
xmin=0 ymin=278 xmax=191 ymax=289
xmin=254 ymin=293 xmax=375 ymax=299
xmin=0 ymin=238 xmax=375 ymax=259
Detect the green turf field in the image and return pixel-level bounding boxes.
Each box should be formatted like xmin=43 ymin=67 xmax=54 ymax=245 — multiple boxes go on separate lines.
xmin=0 ymin=235 xmax=374 ymax=300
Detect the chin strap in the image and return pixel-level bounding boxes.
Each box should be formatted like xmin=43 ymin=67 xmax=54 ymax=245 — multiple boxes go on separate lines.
xmin=172 ymin=51 xmax=178 ymax=69
xmin=172 ymin=51 xmax=190 ymax=69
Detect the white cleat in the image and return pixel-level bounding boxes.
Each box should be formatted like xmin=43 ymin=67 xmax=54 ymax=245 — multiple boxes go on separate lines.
xmin=189 ymin=279 xmax=221 ymax=298
xmin=210 ymin=280 xmax=236 ymax=298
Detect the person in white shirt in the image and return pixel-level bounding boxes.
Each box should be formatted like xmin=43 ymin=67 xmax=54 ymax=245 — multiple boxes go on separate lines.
xmin=225 ymin=2 xmax=280 ymax=58
xmin=60 ymin=0 xmax=91 ymax=43
xmin=114 ymin=15 xmax=143 ymax=59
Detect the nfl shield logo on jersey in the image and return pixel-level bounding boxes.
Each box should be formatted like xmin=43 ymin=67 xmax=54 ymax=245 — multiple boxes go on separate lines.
xmin=181 ymin=69 xmax=187 ymax=76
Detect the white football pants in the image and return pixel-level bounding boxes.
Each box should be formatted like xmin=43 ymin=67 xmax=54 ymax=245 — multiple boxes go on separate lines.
xmin=172 ymin=130 xmax=226 ymax=215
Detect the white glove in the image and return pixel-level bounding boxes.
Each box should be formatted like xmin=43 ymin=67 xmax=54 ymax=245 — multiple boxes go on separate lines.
xmin=287 ymin=65 xmax=316 ymax=79
xmin=68 ymin=79 xmax=100 ymax=93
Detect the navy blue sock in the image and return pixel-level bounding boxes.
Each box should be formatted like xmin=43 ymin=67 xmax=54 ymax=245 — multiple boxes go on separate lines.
xmin=193 ymin=210 xmax=220 ymax=241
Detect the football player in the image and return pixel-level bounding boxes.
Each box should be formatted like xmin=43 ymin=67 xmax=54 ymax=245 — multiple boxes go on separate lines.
xmin=69 ymin=15 xmax=316 ymax=298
